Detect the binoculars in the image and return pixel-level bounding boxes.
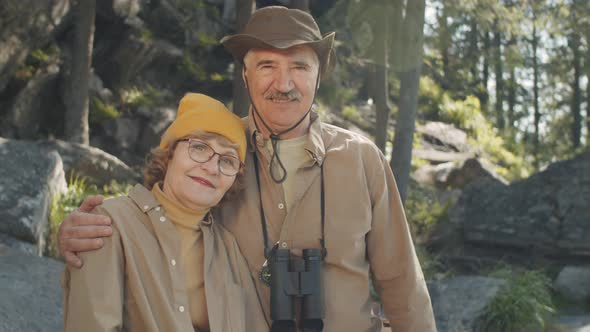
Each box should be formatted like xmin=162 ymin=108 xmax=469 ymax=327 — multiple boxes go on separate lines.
xmin=269 ymin=248 xmax=324 ymax=332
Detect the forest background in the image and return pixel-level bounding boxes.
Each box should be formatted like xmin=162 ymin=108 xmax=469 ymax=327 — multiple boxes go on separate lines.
xmin=1 ymin=0 xmax=590 ymax=331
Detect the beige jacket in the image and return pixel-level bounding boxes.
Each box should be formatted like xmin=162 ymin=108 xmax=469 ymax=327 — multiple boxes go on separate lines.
xmin=212 ymin=112 xmax=436 ymax=332
xmin=62 ymin=184 xmax=268 ymax=332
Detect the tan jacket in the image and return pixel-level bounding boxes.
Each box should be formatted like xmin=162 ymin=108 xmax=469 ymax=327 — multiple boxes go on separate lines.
xmin=212 ymin=112 xmax=437 ymax=332
xmin=62 ymin=184 xmax=268 ymax=332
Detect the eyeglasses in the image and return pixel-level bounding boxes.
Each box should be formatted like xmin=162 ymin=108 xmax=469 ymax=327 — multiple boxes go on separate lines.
xmin=179 ymin=139 xmax=243 ymax=176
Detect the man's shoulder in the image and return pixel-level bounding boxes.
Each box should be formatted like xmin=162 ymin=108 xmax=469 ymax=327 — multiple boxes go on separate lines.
xmin=320 ymin=122 xmax=382 ymax=154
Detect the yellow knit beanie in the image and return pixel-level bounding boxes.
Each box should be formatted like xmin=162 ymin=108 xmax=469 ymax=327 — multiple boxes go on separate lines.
xmin=160 ymin=93 xmax=246 ymax=162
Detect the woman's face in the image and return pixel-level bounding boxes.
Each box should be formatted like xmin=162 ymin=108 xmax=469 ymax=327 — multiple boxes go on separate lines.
xmin=162 ymin=137 xmax=238 ymax=210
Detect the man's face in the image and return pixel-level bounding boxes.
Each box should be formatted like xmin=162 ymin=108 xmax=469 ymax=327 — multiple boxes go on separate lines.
xmin=243 ymin=45 xmax=320 ymax=138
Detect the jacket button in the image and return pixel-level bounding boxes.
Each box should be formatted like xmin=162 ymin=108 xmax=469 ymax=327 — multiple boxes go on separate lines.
xmin=160 ymin=216 xmax=166 ymax=222
xmin=171 ymin=259 xmax=176 ymax=266
xmin=178 ymin=306 xmax=185 ymax=313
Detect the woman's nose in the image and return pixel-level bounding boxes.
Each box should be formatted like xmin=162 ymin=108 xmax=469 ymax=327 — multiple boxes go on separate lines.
xmin=200 ymin=154 xmax=220 ymax=175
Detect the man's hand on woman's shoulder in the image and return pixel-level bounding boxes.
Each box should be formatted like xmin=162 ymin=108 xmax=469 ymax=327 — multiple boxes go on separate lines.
xmin=58 ymin=195 xmax=113 ymax=268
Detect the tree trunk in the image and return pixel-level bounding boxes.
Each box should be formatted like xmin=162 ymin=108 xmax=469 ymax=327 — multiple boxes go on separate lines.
xmin=481 ymin=31 xmax=491 ymax=112
xmin=63 ymin=0 xmax=95 ymax=145
xmin=493 ymin=22 xmax=505 ymax=131
xmin=570 ymin=31 xmax=582 ymax=149
xmin=290 ymin=0 xmax=309 ymax=11
xmin=232 ymin=0 xmax=255 ymax=117
xmin=507 ymin=62 xmax=516 ymax=130
xmin=373 ymin=61 xmax=390 ymax=152
xmin=389 ymin=0 xmax=425 ymax=203
xmin=469 ymin=19 xmax=479 ymax=84
xmin=438 ymin=4 xmax=451 ymax=87
xmin=372 ymin=3 xmax=392 ymax=153
xmin=532 ymin=16 xmax=541 ymax=168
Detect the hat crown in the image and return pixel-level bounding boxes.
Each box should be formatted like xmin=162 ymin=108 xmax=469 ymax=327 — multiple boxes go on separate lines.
xmin=243 ymin=6 xmax=322 ymax=43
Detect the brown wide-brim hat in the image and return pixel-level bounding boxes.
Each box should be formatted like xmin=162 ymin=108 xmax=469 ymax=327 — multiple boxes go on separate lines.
xmin=220 ymin=6 xmax=336 ymax=76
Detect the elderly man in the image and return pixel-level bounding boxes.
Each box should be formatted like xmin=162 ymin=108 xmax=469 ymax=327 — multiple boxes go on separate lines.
xmin=58 ymin=6 xmax=436 ymax=332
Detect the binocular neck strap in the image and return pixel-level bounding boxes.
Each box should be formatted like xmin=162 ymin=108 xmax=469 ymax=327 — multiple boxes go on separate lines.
xmin=253 ymin=152 xmax=327 ymax=258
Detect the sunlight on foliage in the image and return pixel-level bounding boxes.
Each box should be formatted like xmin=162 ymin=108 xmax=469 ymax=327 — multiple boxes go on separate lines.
xmin=477 ymin=270 xmax=555 ymax=332
xmin=121 ymin=85 xmax=165 ymax=109
xmin=404 ymin=184 xmax=451 ymax=238
xmin=438 ymin=94 xmax=530 ymax=180
xmin=47 ymin=173 xmax=133 ymax=257
xmin=90 ymin=97 xmax=121 ymax=124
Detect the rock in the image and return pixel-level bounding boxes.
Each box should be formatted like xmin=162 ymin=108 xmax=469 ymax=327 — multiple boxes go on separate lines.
xmin=9 ymin=67 xmax=61 ymax=139
xmin=0 ymin=0 xmax=70 ymax=91
xmin=0 ymin=138 xmax=67 ymax=254
xmin=554 ymin=266 xmax=590 ymax=303
xmin=413 ymin=158 xmax=506 ymax=189
xmin=552 ymin=315 xmax=590 ymax=332
xmin=450 ymin=152 xmax=590 ymax=257
xmin=428 ymin=276 xmax=506 ymax=332
xmin=0 ymin=253 xmax=64 ymax=332
xmin=136 ymin=106 xmax=176 ymax=156
xmin=103 ymin=117 xmax=141 ymax=150
xmin=37 ymin=139 xmax=141 ymax=186
xmin=418 ymin=122 xmax=471 ymax=153
xmin=0 ymin=233 xmax=36 ymax=256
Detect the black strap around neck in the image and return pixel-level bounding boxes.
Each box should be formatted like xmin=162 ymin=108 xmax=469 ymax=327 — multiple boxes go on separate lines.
xmin=253 ymin=152 xmax=327 ymax=259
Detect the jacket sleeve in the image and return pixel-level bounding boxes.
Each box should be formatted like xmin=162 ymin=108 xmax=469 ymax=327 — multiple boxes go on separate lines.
xmin=365 ymin=149 xmax=437 ymax=332
xmin=62 ymin=206 xmax=125 ymax=332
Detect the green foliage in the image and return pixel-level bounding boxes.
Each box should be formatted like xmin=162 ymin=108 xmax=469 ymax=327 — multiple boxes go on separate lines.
xmin=317 ymin=83 xmax=357 ymax=110
xmin=341 ymin=105 xmax=363 ymax=123
xmin=47 ymin=173 xmax=133 ymax=257
xmin=477 ymin=270 xmax=555 ymax=332
xmin=15 ymin=45 xmax=61 ymax=80
xmin=180 ymin=51 xmax=207 ymax=81
xmin=436 ymin=94 xmax=530 ymax=180
xmin=89 ymin=97 xmax=121 ymax=124
xmin=121 ymin=85 xmax=165 ymax=109
xmin=404 ymin=184 xmax=452 ymax=237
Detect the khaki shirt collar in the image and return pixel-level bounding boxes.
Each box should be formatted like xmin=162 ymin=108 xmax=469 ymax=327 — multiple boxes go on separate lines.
xmin=128 ymin=184 xmax=160 ymax=212
xmin=246 ymin=109 xmax=328 ymax=166
xmin=127 ymin=183 xmax=213 ymax=226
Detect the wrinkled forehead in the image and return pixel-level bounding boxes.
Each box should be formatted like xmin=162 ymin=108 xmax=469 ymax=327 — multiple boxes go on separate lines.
xmin=243 ymin=45 xmax=319 ymax=66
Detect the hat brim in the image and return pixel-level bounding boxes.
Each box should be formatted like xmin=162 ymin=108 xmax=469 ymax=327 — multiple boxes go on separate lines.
xmin=221 ymin=32 xmax=335 ymax=75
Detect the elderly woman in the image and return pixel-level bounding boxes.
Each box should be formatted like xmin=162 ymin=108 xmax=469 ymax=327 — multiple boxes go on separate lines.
xmin=62 ymin=93 xmax=267 ymax=332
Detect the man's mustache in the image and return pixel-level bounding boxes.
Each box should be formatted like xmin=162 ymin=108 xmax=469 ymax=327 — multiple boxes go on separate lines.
xmin=264 ymin=90 xmax=301 ymax=101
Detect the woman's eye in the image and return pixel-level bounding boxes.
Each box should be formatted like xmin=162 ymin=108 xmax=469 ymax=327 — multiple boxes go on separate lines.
xmin=220 ymin=156 xmax=237 ymax=167
xmin=192 ymin=143 xmax=207 ymax=152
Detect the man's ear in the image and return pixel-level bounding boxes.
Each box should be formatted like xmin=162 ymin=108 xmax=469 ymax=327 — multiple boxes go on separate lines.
xmin=242 ymin=66 xmax=248 ymax=89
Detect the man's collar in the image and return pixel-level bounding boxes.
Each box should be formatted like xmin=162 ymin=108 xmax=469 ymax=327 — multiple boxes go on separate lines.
xmin=246 ymin=109 xmax=326 ymax=166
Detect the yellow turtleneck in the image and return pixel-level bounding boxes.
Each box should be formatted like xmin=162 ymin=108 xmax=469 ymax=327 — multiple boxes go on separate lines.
xmin=152 ymin=183 xmax=210 ymax=331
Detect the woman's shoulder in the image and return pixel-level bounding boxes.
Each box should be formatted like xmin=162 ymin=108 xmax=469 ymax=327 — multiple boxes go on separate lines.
xmin=93 ymin=184 xmax=156 ymax=231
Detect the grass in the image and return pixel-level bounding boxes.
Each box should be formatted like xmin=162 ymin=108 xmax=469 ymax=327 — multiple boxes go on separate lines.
xmin=46 ymin=173 xmax=133 ymax=257
xmin=477 ymin=270 xmax=555 ymax=332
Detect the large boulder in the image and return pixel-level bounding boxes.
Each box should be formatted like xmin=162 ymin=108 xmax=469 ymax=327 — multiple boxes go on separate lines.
xmin=450 ymin=151 xmax=590 ymax=257
xmin=418 ymin=122 xmax=471 ymax=154
xmin=37 ymin=139 xmax=141 ymax=186
xmin=554 ymin=266 xmax=590 ymax=304
xmin=8 ymin=66 xmax=62 ymax=139
xmin=428 ymin=276 xmax=506 ymax=332
xmin=0 ymin=138 xmax=67 ymax=255
xmin=0 ymin=253 xmax=63 ymax=332
xmin=413 ymin=158 xmax=506 ymax=189
xmin=0 ymin=0 xmax=70 ymax=91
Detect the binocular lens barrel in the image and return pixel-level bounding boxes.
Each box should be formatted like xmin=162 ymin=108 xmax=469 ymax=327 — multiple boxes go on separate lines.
xmin=270 ymin=249 xmax=294 ymax=321
xmin=302 ymin=249 xmax=323 ymax=321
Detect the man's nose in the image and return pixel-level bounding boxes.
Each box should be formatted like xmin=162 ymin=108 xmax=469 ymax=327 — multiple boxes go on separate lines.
xmin=274 ymin=67 xmax=294 ymax=92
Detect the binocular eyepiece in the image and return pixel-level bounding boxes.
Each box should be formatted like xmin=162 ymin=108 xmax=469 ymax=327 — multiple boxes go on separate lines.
xmin=269 ymin=248 xmax=324 ymax=332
